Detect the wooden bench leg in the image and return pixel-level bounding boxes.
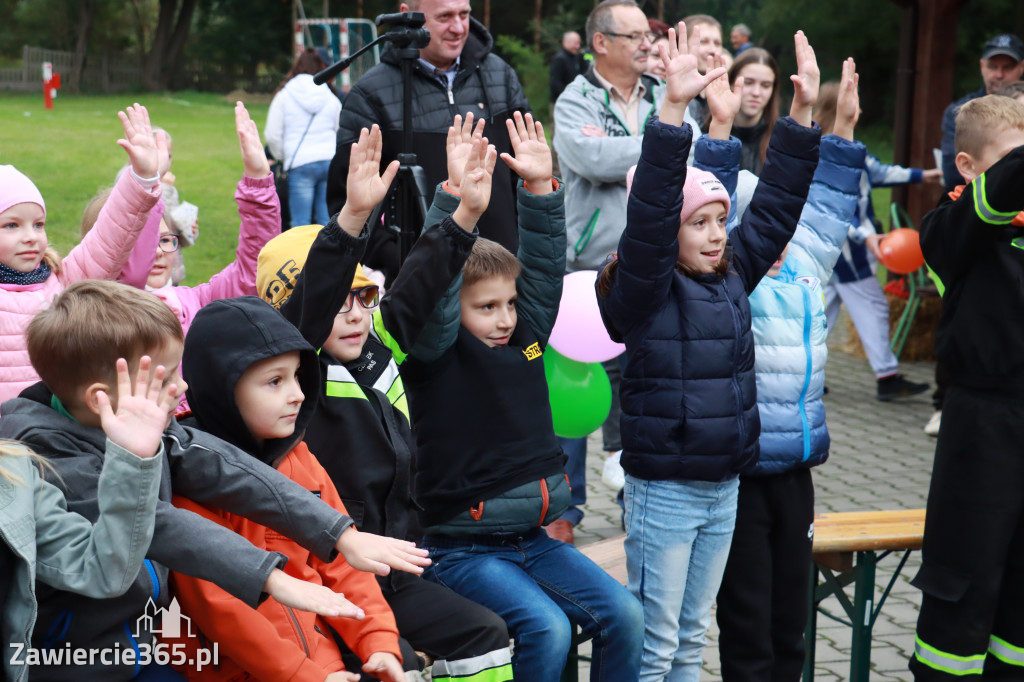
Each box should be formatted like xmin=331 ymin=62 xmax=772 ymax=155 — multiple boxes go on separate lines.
xmin=850 ymin=550 xmax=877 ymax=682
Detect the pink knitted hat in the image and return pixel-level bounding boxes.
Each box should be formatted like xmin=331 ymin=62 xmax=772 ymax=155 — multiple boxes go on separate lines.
xmin=0 ymin=165 xmax=46 ymax=218
xmin=626 ymin=164 xmax=730 ymax=224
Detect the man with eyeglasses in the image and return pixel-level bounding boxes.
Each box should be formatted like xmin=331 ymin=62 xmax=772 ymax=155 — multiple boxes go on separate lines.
xmin=551 ymin=0 xmax=702 ymax=545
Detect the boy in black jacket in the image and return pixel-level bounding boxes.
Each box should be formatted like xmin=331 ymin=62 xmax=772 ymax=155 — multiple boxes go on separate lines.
xmin=0 ymin=280 xmax=428 ymax=681
xmin=398 ymin=112 xmax=643 ymax=681
xmin=910 ymin=94 xmax=1024 ymax=680
xmin=256 ymin=122 xmax=513 ymax=681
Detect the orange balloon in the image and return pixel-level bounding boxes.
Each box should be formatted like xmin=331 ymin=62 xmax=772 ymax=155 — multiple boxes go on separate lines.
xmin=879 ymin=228 xmax=924 ymax=274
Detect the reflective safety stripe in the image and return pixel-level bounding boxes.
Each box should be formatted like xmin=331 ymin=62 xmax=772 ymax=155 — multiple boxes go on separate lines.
xmin=324 ymin=359 xmax=409 ymax=420
xmin=372 ymin=311 xmax=407 ymax=364
xmin=915 ymin=636 xmax=985 ymax=676
xmin=324 ymin=381 xmax=366 ymax=400
xmin=384 ymin=373 xmax=409 ymax=421
xmin=430 ymin=648 xmax=514 ymax=682
xmin=989 ymin=635 xmax=1024 ymax=667
xmin=973 ymin=174 xmax=1018 ymax=225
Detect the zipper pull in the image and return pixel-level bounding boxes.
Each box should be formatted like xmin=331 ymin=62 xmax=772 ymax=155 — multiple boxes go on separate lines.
xmin=447 ymin=87 xmax=454 ymax=105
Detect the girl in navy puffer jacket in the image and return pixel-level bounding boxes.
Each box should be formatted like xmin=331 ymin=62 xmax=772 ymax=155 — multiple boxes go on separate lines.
xmin=596 ymin=26 xmax=822 ymax=680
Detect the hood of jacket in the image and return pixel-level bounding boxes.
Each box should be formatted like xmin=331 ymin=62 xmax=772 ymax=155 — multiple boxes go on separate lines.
xmin=381 ymin=15 xmax=493 ymax=71
xmin=183 ymin=296 xmax=320 ymax=466
xmin=283 ymin=73 xmax=338 ymax=115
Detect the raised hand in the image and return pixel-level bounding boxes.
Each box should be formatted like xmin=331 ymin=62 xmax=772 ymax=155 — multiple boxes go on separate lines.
xmin=832 ymin=57 xmax=860 ymax=141
xmin=263 ymin=568 xmax=366 ymax=619
xmin=236 ymin=101 xmax=271 ymax=178
xmin=705 ymin=54 xmax=743 ymax=140
xmin=659 ymin=23 xmax=728 ymax=126
xmin=334 ymin=527 xmax=431 ymax=576
xmin=117 ymin=103 xmax=163 ymax=180
xmin=452 ymin=135 xmax=497 ymax=232
xmin=446 ymin=112 xmax=486 ymax=189
xmin=499 ymin=111 xmax=553 ymax=195
xmin=789 ymin=30 xmax=820 ymax=127
xmin=362 ymin=652 xmax=405 ymax=682
xmin=96 ymin=356 xmax=177 ymax=459
xmin=338 ymin=124 xmax=400 ymax=235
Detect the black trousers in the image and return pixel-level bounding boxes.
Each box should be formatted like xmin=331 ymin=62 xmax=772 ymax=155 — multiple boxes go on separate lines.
xmin=716 ymin=468 xmax=815 ymax=682
xmin=910 ymin=386 xmax=1024 ymax=680
xmin=338 ymin=570 xmax=510 ymax=678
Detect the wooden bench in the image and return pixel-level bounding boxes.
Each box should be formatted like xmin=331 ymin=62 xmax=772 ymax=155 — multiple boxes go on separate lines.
xmin=565 ymin=508 xmax=926 ymax=682
xmin=804 ymin=508 xmax=926 ymax=682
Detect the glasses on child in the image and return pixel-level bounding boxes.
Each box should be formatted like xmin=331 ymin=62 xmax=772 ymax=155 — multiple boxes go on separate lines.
xmin=602 ymin=30 xmax=657 ymax=45
xmin=338 ymin=286 xmax=380 ymax=314
xmin=158 ymin=235 xmax=179 ymax=253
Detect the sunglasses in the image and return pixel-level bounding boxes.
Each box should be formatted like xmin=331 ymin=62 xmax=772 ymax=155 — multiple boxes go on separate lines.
xmin=338 ymin=286 xmax=380 ymax=314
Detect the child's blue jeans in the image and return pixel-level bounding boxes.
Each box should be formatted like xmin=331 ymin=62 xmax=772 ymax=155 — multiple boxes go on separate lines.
xmin=423 ymin=527 xmax=643 ymax=681
xmin=624 ymin=474 xmax=739 ymax=681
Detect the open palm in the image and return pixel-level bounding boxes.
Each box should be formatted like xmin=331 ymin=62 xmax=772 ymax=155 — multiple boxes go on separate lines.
xmin=97 ymin=356 xmax=177 ymax=459
xmin=345 ymin=124 xmax=400 ymax=216
xmin=499 ymin=111 xmax=551 ymax=186
xmin=661 ymin=24 xmax=727 ymax=105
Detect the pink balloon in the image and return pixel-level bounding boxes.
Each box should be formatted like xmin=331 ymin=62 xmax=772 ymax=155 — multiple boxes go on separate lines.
xmin=549 ymin=270 xmax=626 ymax=363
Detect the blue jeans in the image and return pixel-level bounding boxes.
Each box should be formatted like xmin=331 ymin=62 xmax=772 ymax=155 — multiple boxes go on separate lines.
xmin=423 ymin=528 xmax=643 ymax=681
xmin=287 ymin=159 xmax=331 ymax=227
xmin=624 ymin=474 xmax=739 ymax=681
xmin=557 ymin=436 xmax=587 ymax=525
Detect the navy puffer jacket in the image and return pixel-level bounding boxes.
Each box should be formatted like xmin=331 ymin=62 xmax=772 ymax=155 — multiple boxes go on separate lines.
xmin=598 ymin=117 xmax=821 ymax=482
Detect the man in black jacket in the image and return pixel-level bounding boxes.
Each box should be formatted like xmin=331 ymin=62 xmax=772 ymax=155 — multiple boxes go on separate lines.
xmin=326 ymin=0 xmax=529 ymax=282
xmin=549 ymin=31 xmax=584 ymax=104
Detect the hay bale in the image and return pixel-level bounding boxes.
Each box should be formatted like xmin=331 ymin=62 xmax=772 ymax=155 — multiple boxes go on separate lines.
xmin=841 ymin=289 xmax=941 ymax=362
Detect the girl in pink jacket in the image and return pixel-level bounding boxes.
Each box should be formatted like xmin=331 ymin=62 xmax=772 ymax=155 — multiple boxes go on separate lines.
xmin=0 ymin=103 xmax=163 ymax=405
xmin=83 ymin=102 xmax=281 ymax=341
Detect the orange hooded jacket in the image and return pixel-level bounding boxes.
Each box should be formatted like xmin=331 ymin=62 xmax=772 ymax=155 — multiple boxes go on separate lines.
xmin=165 ymin=442 xmax=401 ymax=681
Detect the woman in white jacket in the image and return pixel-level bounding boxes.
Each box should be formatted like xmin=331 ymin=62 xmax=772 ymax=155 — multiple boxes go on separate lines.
xmin=265 ymin=48 xmax=343 ymax=229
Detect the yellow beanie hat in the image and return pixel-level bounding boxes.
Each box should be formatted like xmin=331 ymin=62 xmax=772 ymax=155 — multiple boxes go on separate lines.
xmin=257 ymin=224 xmax=375 ymax=309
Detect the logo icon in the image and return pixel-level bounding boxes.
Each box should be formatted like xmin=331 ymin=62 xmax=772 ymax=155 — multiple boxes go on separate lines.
xmin=134 ymin=598 xmax=195 ymax=640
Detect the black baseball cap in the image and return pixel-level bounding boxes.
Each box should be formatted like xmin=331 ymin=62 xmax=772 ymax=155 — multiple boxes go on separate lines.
xmin=981 ymin=34 xmax=1024 ymax=62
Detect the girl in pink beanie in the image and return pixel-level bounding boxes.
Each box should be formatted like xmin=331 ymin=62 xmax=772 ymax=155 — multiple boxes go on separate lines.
xmin=597 ymin=25 xmax=822 ymax=678
xmin=0 ymin=103 xmax=164 ymax=406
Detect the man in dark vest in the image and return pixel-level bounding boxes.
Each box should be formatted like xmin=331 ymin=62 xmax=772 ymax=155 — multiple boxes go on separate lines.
xmin=326 ymin=0 xmax=530 ymax=282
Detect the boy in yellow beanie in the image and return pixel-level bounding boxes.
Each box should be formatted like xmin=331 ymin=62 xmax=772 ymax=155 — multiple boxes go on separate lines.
xmin=255 ymin=123 xmax=513 ymax=681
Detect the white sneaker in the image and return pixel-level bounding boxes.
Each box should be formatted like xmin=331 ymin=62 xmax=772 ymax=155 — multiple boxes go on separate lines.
xmin=602 ymin=450 xmax=625 ymax=490
xmin=924 ymin=410 xmax=942 ymax=437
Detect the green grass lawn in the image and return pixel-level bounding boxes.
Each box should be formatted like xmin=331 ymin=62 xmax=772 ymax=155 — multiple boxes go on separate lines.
xmin=0 ymin=91 xmax=270 ymax=285
xmin=0 ymin=91 xmax=915 ymax=288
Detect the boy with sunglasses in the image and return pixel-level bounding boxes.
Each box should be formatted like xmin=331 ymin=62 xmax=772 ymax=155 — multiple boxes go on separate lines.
xmin=254 ymin=123 xmax=514 ymax=681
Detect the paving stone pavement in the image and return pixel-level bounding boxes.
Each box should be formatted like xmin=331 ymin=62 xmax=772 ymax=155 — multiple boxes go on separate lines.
xmin=572 ymin=341 xmax=937 ymax=681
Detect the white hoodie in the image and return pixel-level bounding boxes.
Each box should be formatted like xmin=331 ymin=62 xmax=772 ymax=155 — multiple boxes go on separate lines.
xmin=264 ymin=74 xmax=342 ymax=170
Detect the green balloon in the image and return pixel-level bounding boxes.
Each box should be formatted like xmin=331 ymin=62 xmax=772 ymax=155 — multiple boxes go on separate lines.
xmin=543 ymin=348 xmax=612 ymax=439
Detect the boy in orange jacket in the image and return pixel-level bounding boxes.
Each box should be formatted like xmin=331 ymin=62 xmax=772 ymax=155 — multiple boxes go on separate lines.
xmin=166 ymin=294 xmax=405 ymax=681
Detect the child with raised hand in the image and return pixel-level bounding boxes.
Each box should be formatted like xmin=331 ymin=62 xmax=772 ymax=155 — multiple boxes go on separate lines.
xmin=595 ymin=24 xmax=822 ymax=680
xmin=0 ymin=279 xmax=428 ymax=681
xmin=0 ymin=103 xmax=163 ymax=405
xmin=909 ymin=95 xmax=1024 ymax=680
xmin=82 ymin=102 xmax=280 ymax=341
xmin=700 ymin=57 xmax=868 ymax=681
xmin=3 ymin=356 xmax=173 ymax=682
xmin=398 ymin=107 xmax=644 ymax=681
xmin=257 ymin=118 xmax=514 ymax=682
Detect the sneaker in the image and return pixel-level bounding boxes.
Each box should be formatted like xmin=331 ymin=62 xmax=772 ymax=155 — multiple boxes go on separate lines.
xmin=544 ymin=518 xmax=575 ymax=544
xmin=602 ymin=450 xmax=626 ymax=490
xmin=876 ymin=374 xmax=929 ymax=401
xmin=924 ymin=410 xmax=942 ymax=437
